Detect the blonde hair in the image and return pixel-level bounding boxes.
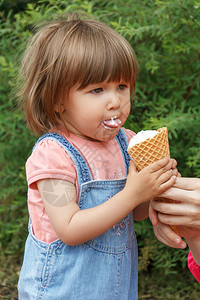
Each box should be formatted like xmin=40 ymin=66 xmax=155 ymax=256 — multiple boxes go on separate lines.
xmin=18 ymin=14 xmax=138 ymax=135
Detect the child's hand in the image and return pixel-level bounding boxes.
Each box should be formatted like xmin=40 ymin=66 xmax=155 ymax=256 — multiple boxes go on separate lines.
xmin=125 ymin=157 xmax=177 ymax=206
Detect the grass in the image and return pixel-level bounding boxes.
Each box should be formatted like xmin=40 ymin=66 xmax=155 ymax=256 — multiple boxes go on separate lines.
xmin=138 ymin=269 xmax=200 ymax=299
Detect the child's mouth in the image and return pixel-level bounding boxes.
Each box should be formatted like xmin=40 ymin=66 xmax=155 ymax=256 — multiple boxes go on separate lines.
xmin=102 ymin=116 xmax=122 ymax=129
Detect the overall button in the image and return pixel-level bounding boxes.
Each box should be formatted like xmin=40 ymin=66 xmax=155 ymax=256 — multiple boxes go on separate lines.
xmin=55 ymin=248 xmax=62 ymax=256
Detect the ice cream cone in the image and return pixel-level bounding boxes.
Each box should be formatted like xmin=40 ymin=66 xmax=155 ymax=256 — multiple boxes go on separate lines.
xmin=127 ymin=127 xmax=170 ymax=171
xmin=128 ymin=127 xmax=178 ymax=234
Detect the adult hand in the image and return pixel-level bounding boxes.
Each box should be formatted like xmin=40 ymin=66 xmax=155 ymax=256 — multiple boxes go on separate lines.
xmin=149 ymin=200 xmax=186 ymax=249
xmin=151 ymin=177 xmax=200 ymax=229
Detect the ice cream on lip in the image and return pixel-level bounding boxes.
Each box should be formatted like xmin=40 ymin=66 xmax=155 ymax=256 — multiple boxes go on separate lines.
xmin=102 ymin=116 xmax=122 ymax=129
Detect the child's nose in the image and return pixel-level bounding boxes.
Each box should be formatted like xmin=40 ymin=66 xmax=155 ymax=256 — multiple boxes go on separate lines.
xmin=106 ymin=92 xmax=120 ymax=110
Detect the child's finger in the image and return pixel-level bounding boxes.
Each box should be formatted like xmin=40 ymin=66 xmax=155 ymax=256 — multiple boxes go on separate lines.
xmin=146 ymin=157 xmax=170 ymax=173
xmin=158 ymin=175 xmax=177 ymax=193
xmin=170 ymin=158 xmax=177 ymax=169
xmin=128 ymin=161 xmax=138 ymax=174
xmin=159 ymin=169 xmax=173 ymax=181
xmin=155 ymin=159 xmax=174 ymax=179
xmin=171 ymin=168 xmax=178 ymax=177
xmin=158 ymin=169 xmax=176 ymax=185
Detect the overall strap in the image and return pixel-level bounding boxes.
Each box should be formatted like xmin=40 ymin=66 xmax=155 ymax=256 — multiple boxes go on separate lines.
xmin=33 ymin=132 xmax=93 ymax=186
xmin=115 ymin=129 xmax=131 ymax=176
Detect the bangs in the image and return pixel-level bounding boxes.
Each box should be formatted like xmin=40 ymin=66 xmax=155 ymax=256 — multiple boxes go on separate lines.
xmin=60 ymin=20 xmax=138 ymax=92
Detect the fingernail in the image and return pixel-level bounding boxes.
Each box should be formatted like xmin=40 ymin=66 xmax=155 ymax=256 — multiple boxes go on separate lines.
xmin=180 ymin=242 xmax=186 ymax=248
xmin=175 ymin=237 xmax=181 ymax=244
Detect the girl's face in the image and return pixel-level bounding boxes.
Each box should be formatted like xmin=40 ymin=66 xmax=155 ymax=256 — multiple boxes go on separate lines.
xmin=61 ymin=81 xmax=131 ymax=142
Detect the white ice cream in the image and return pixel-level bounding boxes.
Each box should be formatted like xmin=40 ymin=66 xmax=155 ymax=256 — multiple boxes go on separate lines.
xmin=128 ymin=130 xmax=158 ymax=148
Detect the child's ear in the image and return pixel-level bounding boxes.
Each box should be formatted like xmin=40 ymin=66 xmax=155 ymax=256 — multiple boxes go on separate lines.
xmin=54 ymin=103 xmax=65 ymax=113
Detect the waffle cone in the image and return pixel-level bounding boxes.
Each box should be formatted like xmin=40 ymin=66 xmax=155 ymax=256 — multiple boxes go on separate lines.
xmin=127 ymin=127 xmax=170 ymax=171
xmin=128 ymin=127 xmax=178 ymax=234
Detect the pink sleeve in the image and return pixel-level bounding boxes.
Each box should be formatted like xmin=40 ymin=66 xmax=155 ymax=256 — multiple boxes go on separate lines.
xmin=188 ymin=251 xmax=200 ymax=283
xmin=26 ymin=139 xmax=77 ymax=188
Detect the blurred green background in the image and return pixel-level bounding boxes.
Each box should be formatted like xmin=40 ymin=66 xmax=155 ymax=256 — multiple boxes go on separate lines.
xmin=0 ymin=0 xmax=200 ymax=299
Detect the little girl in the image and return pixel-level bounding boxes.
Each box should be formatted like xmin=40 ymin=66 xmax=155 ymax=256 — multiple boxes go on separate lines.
xmin=18 ymin=14 xmax=177 ymax=299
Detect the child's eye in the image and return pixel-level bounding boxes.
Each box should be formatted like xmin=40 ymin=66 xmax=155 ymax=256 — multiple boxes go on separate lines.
xmin=118 ymin=84 xmax=128 ymax=90
xmin=91 ymin=88 xmax=103 ymax=94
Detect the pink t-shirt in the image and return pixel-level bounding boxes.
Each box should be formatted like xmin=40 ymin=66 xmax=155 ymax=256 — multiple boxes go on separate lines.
xmin=188 ymin=251 xmax=200 ymax=284
xmin=26 ymin=128 xmax=135 ymax=243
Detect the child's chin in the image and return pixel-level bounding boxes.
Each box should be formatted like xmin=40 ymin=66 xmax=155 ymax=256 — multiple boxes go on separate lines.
xmin=98 ymin=128 xmax=120 ymax=141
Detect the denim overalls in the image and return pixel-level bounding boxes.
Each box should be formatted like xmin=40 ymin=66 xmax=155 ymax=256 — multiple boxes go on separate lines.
xmin=18 ymin=129 xmax=138 ymax=300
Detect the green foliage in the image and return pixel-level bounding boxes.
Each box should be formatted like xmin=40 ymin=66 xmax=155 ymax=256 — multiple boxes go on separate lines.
xmin=1 ymin=0 xmax=200 ymax=298
xmin=0 ymin=0 xmax=38 ymax=15
xmin=135 ymin=219 xmax=188 ymax=274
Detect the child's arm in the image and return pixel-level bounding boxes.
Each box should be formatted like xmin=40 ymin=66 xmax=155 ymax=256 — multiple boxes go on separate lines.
xmin=37 ymin=157 xmax=176 ymax=245
xmin=132 ymin=201 xmax=149 ymax=221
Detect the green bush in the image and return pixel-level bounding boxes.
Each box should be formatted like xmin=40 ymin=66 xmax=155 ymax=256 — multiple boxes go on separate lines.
xmin=1 ymin=0 xmax=200 ymax=298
